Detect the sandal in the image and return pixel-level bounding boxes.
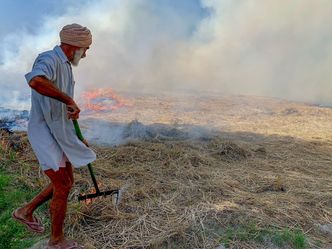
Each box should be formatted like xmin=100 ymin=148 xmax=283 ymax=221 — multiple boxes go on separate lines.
xmin=11 ymin=208 xmax=44 ymax=234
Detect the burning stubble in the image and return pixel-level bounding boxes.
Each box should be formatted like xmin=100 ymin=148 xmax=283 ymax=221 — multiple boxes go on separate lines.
xmin=80 ymin=88 xmax=131 ymax=112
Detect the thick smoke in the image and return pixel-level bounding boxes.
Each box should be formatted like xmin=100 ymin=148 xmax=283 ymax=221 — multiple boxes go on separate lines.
xmin=0 ymin=0 xmax=332 ymax=107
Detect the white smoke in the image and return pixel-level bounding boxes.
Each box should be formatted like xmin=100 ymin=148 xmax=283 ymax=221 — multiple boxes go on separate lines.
xmin=0 ymin=0 xmax=332 ymax=107
xmin=81 ymin=119 xmax=216 ymax=146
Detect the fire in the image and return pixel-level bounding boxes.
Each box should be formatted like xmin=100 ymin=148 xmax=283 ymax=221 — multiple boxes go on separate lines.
xmin=83 ymin=189 xmax=95 ymax=205
xmin=82 ymin=182 xmax=105 ymax=205
xmin=81 ymin=88 xmax=131 ymax=112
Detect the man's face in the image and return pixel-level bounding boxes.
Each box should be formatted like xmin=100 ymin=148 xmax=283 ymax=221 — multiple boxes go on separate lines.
xmin=71 ymin=47 xmax=89 ymax=67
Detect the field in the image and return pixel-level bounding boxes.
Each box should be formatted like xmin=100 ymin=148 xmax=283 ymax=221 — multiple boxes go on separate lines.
xmin=1 ymin=94 xmax=332 ymax=248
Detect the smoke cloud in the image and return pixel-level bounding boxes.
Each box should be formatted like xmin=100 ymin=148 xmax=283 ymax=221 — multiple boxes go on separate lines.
xmin=1 ymin=0 xmax=332 ymax=108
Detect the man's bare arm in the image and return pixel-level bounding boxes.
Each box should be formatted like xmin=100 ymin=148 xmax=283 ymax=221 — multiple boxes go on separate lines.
xmin=29 ymin=76 xmax=80 ymax=119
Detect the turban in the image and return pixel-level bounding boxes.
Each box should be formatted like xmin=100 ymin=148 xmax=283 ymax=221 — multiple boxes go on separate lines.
xmin=59 ymin=23 xmax=92 ymax=48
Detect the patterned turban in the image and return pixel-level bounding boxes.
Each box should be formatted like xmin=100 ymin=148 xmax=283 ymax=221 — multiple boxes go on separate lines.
xmin=59 ymin=23 xmax=92 ymax=48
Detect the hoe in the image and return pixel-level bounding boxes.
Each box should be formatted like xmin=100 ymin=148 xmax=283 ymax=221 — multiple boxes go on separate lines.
xmin=73 ymin=120 xmax=120 ymax=204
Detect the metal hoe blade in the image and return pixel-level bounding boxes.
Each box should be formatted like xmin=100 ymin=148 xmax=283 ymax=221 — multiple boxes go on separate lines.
xmin=78 ymin=189 xmax=120 ymax=202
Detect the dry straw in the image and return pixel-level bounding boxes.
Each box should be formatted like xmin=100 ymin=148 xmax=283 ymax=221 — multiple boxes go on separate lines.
xmin=1 ymin=96 xmax=332 ymax=248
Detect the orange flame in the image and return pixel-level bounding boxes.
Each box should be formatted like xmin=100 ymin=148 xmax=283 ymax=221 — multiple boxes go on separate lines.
xmin=83 ymin=182 xmax=105 ymax=205
xmin=81 ymin=88 xmax=131 ymax=112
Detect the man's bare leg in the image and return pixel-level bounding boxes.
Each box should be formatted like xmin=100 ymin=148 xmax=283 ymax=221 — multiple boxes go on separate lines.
xmin=65 ymin=161 xmax=74 ymax=184
xmin=14 ymin=162 xmax=74 ymax=224
xmin=14 ymin=183 xmax=53 ymax=222
xmin=44 ymin=166 xmax=74 ymax=245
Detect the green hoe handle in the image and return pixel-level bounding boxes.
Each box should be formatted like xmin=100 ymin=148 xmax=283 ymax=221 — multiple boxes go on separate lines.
xmin=72 ymin=119 xmax=100 ymax=193
xmin=73 ymin=119 xmax=84 ymax=141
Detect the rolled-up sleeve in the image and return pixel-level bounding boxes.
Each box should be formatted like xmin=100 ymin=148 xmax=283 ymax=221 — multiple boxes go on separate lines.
xmin=25 ymin=54 xmax=57 ymax=84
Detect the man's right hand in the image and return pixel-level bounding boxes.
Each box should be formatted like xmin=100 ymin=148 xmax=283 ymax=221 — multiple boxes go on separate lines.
xmin=66 ymin=101 xmax=80 ymax=120
xmin=29 ymin=76 xmax=81 ymax=120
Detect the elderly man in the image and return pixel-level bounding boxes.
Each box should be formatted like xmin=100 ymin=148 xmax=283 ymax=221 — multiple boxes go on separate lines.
xmin=11 ymin=24 xmax=95 ymax=249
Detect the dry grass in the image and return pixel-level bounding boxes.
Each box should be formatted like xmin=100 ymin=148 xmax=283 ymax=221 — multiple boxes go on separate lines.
xmin=2 ymin=95 xmax=332 ymax=248
xmin=70 ymin=135 xmax=331 ymax=249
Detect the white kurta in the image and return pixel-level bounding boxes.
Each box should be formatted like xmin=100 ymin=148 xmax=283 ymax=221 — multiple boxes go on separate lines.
xmin=25 ymin=45 xmax=96 ymax=171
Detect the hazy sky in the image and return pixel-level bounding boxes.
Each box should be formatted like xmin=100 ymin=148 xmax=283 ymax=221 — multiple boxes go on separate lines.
xmin=0 ymin=0 xmax=331 ymax=109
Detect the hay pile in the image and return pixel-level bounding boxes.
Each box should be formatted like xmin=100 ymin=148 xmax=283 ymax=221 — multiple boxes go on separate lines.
xmin=2 ymin=95 xmax=332 ymax=248
xmin=4 ymin=129 xmax=331 ymax=248
xmin=67 ymin=134 xmax=331 ymax=249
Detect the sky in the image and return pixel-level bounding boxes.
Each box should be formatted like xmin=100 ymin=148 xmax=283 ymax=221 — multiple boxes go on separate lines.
xmin=0 ymin=0 xmax=331 ymax=109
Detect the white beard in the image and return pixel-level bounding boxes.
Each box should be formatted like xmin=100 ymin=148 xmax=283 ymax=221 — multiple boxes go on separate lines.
xmin=71 ymin=48 xmax=85 ymax=66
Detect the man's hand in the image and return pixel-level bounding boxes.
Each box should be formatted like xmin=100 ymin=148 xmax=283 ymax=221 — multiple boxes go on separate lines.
xmin=29 ymin=76 xmax=80 ymax=119
xmin=66 ymin=101 xmax=80 ymax=120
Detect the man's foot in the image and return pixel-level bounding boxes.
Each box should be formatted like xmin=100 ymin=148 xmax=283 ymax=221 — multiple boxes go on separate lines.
xmin=46 ymin=239 xmax=84 ymax=249
xmin=11 ymin=208 xmax=44 ymax=233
